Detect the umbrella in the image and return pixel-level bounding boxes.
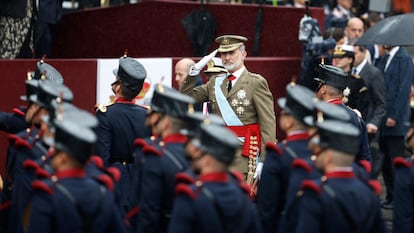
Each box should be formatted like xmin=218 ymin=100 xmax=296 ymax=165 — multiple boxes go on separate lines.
xmin=182 ymin=2 xmax=217 ymax=57
xmin=356 ymin=13 xmax=414 ymax=46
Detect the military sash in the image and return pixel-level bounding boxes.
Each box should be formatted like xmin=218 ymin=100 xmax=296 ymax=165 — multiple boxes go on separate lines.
xmin=214 ymin=75 xmax=243 ymax=126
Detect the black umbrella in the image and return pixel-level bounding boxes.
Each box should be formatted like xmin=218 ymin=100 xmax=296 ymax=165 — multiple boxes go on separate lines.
xmin=356 ymin=13 xmax=414 ymax=46
xmin=182 ymin=1 xmax=217 ymax=57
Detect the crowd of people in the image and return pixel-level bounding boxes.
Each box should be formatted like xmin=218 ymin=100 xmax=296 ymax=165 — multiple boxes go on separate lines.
xmin=1 ymin=0 xmax=414 ymax=232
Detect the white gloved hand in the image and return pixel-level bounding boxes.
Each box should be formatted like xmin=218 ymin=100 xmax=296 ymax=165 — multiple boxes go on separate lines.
xmin=253 ymin=162 xmax=264 ymax=179
xmin=188 ymin=49 xmax=218 ymax=76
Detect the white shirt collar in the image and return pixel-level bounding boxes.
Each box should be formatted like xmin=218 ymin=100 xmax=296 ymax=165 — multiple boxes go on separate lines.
xmin=337 ymin=5 xmax=350 ymax=17
xmin=230 ymin=66 xmax=246 ymax=84
xmin=385 ymin=46 xmax=400 ymax=71
xmin=354 ymin=59 xmax=367 ymax=75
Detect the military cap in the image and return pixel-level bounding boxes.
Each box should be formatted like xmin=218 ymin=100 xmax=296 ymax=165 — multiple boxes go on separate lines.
xmin=30 ymin=80 xmax=74 ymax=110
xmin=53 ymin=118 xmax=97 ymax=164
xmin=191 ymin=124 xmax=240 ymax=165
xmin=42 ymin=101 xmax=98 ymax=130
xmin=112 ymin=56 xmax=146 ymax=94
xmin=204 ymin=57 xmax=227 ymax=74
xmin=181 ymin=112 xmax=224 ymax=136
xmin=314 ymin=64 xmax=349 ymax=91
xmin=150 ymin=84 xmax=195 ymax=118
xmin=277 ymin=83 xmax=315 ymax=125
xmin=329 ymin=17 xmax=348 ymax=29
xmin=31 ymin=61 xmax=64 ymax=84
xmin=304 ymin=100 xmax=351 ymax=126
xmin=315 ymin=120 xmax=360 ymax=155
xmin=20 ymin=80 xmax=39 ymax=102
xmin=332 ymin=45 xmax=355 ymax=58
xmin=215 ymin=35 xmax=248 ymax=52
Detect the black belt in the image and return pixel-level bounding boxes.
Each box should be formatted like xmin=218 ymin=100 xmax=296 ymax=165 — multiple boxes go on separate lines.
xmin=108 ymin=156 xmax=134 ymax=165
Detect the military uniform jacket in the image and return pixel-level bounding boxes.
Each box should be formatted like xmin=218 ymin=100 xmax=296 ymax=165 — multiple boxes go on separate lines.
xmin=280 ymin=160 xmax=371 ymax=233
xmin=0 ymin=106 xmax=29 ymax=134
xmin=168 ymin=172 xmax=262 ymax=233
xmin=256 ymin=132 xmax=312 ymax=233
xmin=179 ymin=67 xmax=276 ymax=157
xmin=327 ymin=99 xmax=371 ymax=162
xmin=296 ymin=171 xmax=386 ymax=233
xmin=94 ymin=98 xmax=151 ymax=213
xmin=94 ymin=98 xmax=151 ymax=165
xmin=393 ymin=156 xmax=414 ymax=233
xmin=137 ymin=134 xmax=190 ymax=233
xmin=26 ymin=168 xmax=127 ymax=233
xmin=0 ymin=127 xmax=41 ymax=233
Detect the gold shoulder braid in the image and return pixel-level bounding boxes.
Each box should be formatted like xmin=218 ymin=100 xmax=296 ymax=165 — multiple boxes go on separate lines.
xmin=94 ymin=97 xmax=116 ymax=113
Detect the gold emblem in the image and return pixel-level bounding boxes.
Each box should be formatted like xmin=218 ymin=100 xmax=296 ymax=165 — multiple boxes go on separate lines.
xmin=222 ymin=38 xmax=230 ymax=45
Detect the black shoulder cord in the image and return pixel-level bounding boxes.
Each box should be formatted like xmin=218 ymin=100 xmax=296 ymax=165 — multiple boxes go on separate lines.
xmin=56 ymin=184 xmax=106 ymax=233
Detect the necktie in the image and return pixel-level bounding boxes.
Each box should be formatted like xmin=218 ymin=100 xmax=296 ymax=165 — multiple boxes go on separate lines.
xmin=379 ymin=53 xmax=390 ymax=72
xmin=227 ymin=75 xmax=236 ymax=92
xmin=351 ymin=67 xmax=357 ymax=75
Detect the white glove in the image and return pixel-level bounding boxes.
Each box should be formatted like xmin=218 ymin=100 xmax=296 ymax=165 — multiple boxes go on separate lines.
xmin=253 ymin=162 xmax=264 ymax=179
xmin=188 ymin=49 xmax=218 ymax=76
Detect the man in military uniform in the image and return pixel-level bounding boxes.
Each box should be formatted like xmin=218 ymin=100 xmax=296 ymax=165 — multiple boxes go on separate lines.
xmin=256 ymin=82 xmax=315 ymax=233
xmin=168 ymin=124 xmax=262 ymax=233
xmin=393 ymin=106 xmax=414 ymax=233
xmin=6 ymin=80 xmax=73 ymax=233
xmin=295 ymin=119 xmax=386 ymax=233
xmin=0 ymin=59 xmax=63 ymax=134
xmin=94 ymin=55 xmax=151 ymax=214
xmin=135 ymin=84 xmax=195 ymax=233
xmin=26 ymin=110 xmax=127 ymax=233
xmin=180 ymin=35 xmax=276 ymax=182
xmin=314 ymin=63 xmax=371 ymax=163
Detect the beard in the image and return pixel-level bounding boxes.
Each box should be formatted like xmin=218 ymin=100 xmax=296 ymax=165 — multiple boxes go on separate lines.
xmin=223 ymin=56 xmax=242 ymax=72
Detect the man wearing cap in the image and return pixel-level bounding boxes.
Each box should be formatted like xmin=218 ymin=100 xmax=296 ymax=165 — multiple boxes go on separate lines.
xmin=314 ymin=64 xmax=371 ymax=163
xmin=94 ymin=55 xmax=151 ymax=214
xmin=256 ymin=83 xmax=314 ymax=233
xmin=2 ymin=80 xmax=73 ymax=233
xmin=0 ymin=60 xmax=63 ymax=134
xmin=168 ymin=124 xmax=262 ymax=233
xmin=180 ymin=35 xmax=276 ymax=183
xmin=135 ymin=84 xmax=195 ymax=233
xmin=332 ymin=44 xmax=368 ymax=113
xmin=279 ymin=99 xmax=354 ymax=233
xmin=26 ymin=111 xmax=127 ymax=233
xmin=295 ymin=119 xmax=386 ymax=233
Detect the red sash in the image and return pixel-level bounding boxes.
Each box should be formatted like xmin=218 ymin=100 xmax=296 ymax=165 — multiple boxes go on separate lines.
xmin=226 ymin=123 xmax=260 ymax=157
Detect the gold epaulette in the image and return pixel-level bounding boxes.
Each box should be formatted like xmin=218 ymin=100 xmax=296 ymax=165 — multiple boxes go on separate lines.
xmin=351 ymin=74 xmax=361 ymax=79
xmin=94 ymin=101 xmax=115 ymax=113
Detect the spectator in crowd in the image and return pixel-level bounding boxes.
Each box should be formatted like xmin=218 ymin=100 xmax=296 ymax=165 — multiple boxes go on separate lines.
xmin=378 ymin=45 xmax=414 ymax=209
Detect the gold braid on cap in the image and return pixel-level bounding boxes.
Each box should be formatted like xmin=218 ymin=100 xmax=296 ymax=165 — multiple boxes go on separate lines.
xmin=56 ymin=92 xmax=64 ymax=121
xmin=187 ymin=103 xmax=194 ymax=114
xmin=27 ymin=71 xmax=32 ymax=80
xmin=316 ymin=111 xmax=324 ymax=123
